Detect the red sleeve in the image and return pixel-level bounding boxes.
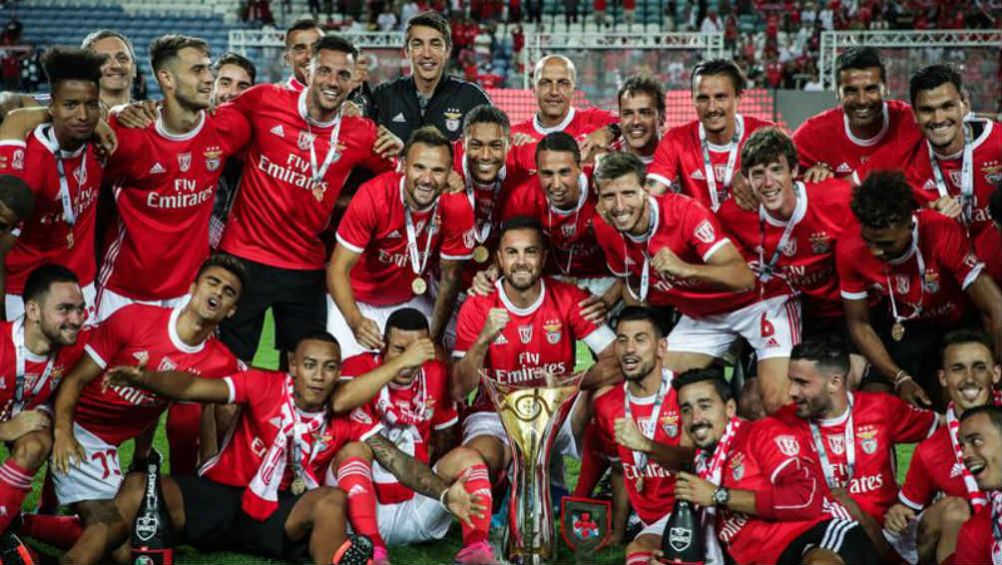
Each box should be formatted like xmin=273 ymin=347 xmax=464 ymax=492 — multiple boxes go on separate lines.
xmin=680 ymin=199 xmax=730 ymax=262
xmin=898 ymin=440 xmax=937 ymax=510
xmin=453 ymin=296 xmax=485 ymax=355
xmin=836 ymin=236 xmax=869 ymax=299
xmin=83 ymin=309 xmax=134 ymax=369
xmin=501 ymin=181 xmax=542 ymax=221
xmin=104 ymin=118 xmax=141 ymax=180
xmin=791 ymin=122 xmax=820 ymax=170
xmin=225 ymin=368 xmax=263 ymax=405
xmin=591 ymin=397 xmax=619 ymax=459
xmin=357 ymin=119 xmax=396 ymax=176
xmin=339 ymin=353 xmax=376 ymax=380
xmin=561 ymin=282 xmax=601 ymax=340
xmin=943 ymin=507 xmax=992 ymax=565
xmin=335 ymin=181 xmax=379 ymax=252
xmin=647 ymin=133 xmax=679 ymax=188
xmin=346 ymin=406 xmax=382 ymax=440
xmin=886 ymin=394 xmax=938 ymax=443
xmin=850 ymin=136 xmax=909 ymax=186
xmin=0 ymin=140 xmax=27 ymax=184
xmin=212 ymin=105 xmax=253 ymax=156
xmin=429 ymin=363 xmax=459 ymax=429
xmin=936 ymin=219 xmax=985 ymax=291
xmin=439 ymin=193 xmax=475 ymax=261
xmin=751 ymin=426 xmax=825 ymax=521
xmin=226 ymin=83 xmax=267 ymax=119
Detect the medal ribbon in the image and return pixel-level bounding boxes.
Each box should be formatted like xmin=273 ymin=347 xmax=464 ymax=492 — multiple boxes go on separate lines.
xmin=885 ymin=220 xmax=926 ymax=326
xmin=694 ymin=417 xmax=743 ymax=565
xmin=698 ymin=114 xmax=743 ymax=211
xmin=11 ymin=318 xmax=56 ymax=417
xmin=946 ymin=402 xmax=993 ymax=510
xmin=622 ymin=198 xmax=658 ymax=302
xmin=546 ymin=174 xmax=588 ymax=275
xmin=809 ymin=394 xmax=856 ymax=489
xmin=47 ymin=126 xmax=83 ymax=226
xmin=401 ymin=180 xmax=440 ymax=278
xmin=306 ymin=107 xmax=344 ymax=185
xmin=622 ymin=369 xmax=672 ymax=485
xmin=376 ymin=366 xmax=428 ymax=427
xmin=284 ymin=377 xmax=327 ymax=489
xmin=927 ymin=120 xmax=974 ymax=226
xmin=757 ymin=182 xmax=802 ymax=284
xmin=462 ymin=158 xmax=504 ymax=245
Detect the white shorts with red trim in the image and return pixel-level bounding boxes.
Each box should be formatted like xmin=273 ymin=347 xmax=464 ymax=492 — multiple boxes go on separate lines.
xmin=6 ymin=283 xmax=97 ymax=327
xmin=460 ymin=397 xmax=583 ymax=460
xmin=95 ymin=287 xmax=189 ymax=323
xmin=667 ymin=294 xmax=801 ymax=360
xmin=325 ymin=294 xmax=433 ymax=360
xmin=51 ymin=422 xmax=123 ymax=505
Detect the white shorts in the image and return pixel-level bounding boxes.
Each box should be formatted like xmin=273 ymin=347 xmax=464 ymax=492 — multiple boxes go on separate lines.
xmin=882 ymin=509 xmax=924 ymax=565
xmin=52 ymin=422 xmax=123 ymax=505
xmin=639 ymin=510 xmax=671 ymax=538
xmin=667 ymin=295 xmax=800 ymax=361
xmin=325 ymin=294 xmax=433 ymax=360
xmin=460 ymin=395 xmax=583 ymax=460
xmin=554 ymin=275 xmax=617 ymax=298
xmin=95 ymin=287 xmax=189 ymax=323
xmin=6 ymin=282 xmax=97 ymax=326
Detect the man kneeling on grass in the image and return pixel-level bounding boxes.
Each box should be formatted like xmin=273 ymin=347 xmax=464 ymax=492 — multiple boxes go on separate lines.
xmin=71 ymin=331 xmax=484 ymax=565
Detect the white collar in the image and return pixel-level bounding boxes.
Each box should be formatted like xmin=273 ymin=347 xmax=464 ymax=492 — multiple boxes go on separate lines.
xmin=297 ymin=87 xmax=340 ymax=128
xmin=705 ymin=114 xmax=744 ymax=152
xmin=35 ymin=125 xmax=86 ymax=158
xmin=843 ymin=101 xmax=890 ymax=147
xmin=928 ymin=117 xmax=994 ymax=160
xmin=762 ymin=181 xmax=809 ymax=227
xmin=496 ymin=278 xmax=546 ymax=316
xmin=817 ymin=392 xmax=854 ymax=427
xmin=534 ymin=106 xmax=576 ymax=136
xmin=154 ymin=106 xmax=206 ymax=141
xmin=887 ymin=216 xmax=919 ymax=266
xmin=168 ymin=306 xmax=206 ymax=354
xmin=626 ymin=196 xmax=660 ymax=244
xmin=547 ymin=173 xmax=589 ymax=216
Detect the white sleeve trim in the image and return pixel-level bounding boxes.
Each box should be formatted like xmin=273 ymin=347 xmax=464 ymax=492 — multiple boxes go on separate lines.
xmin=433 ymin=415 xmax=459 ymax=430
xmin=850 ymin=171 xmax=862 ymax=186
xmin=769 ymin=456 xmax=798 ymax=484
xmin=702 ymin=238 xmax=730 ymax=263
xmin=335 ymin=233 xmax=366 ymax=254
xmin=360 ymin=423 xmax=384 ymax=442
xmin=452 ymin=350 xmax=467 ymax=359
xmin=840 ymin=290 xmax=868 ymax=300
xmin=83 ymin=344 xmax=108 ymax=370
xmin=223 ymin=377 xmax=236 ymax=404
xmin=961 ymin=263 xmax=985 ymax=291
xmin=646 ymin=173 xmax=674 ymax=189
xmin=583 ymin=325 xmax=615 ymax=354
xmin=441 ymin=252 xmax=474 ymax=261
xmin=924 ymin=412 xmax=940 ymax=439
xmin=0 ymin=140 xmax=26 ymax=148
xmin=898 ymin=491 xmax=924 ymax=512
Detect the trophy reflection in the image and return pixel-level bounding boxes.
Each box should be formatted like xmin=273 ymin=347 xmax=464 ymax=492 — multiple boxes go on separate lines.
xmin=481 ymin=370 xmax=584 ymax=564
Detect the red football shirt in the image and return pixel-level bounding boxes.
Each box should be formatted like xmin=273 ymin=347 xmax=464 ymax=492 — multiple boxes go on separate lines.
xmin=793 ymin=100 xmax=922 ymax=177
xmin=594 ymin=193 xmax=771 ymax=317
xmin=647 ymin=114 xmax=774 ymax=211
xmin=99 ymin=108 xmax=251 ymax=301
xmin=335 ymin=171 xmax=475 ymax=306
xmin=201 ymin=368 xmax=381 ymax=489
xmin=340 ymin=352 xmax=458 ymax=504
xmin=943 ymin=504 xmax=993 ymax=565
xmin=501 ymin=175 xmax=608 ymax=279
xmin=509 ymin=107 xmax=618 ymax=172
xmin=837 ymin=210 xmax=984 ymax=327
xmin=78 ymin=304 xmax=241 ymax=445
xmin=218 ymin=84 xmax=395 ymax=270
xmin=716 ymin=179 xmax=855 ymax=318
xmin=898 ymin=425 xmax=971 ymax=511
xmin=0 ymin=126 xmax=103 ymax=293
xmin=0 ymin=320 xmax=89 ymax=420
xmin=453 ymin=277 xmax=615 ymax=413
xmin=973 ymin=227 xmax=1001 ymax=290
xmin=593 ymin=376 xmax=683 ymax=524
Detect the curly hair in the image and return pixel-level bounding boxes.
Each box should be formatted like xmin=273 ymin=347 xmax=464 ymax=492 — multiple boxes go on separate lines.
xmin=850 ymin=171 xmax=918 ymax=228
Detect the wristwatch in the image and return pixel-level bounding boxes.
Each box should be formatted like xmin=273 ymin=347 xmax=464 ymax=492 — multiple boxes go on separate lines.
xmin=712 ymin=486 xmax=730 ymax=507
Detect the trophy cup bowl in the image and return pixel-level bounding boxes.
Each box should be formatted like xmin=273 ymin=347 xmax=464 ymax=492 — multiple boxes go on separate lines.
xmin=481 ymin=370 xmax=585 ymax=564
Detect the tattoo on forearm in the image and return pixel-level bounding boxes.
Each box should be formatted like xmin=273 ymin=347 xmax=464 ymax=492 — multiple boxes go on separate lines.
xmin=366 ymin=435 xmax=448 ymax=500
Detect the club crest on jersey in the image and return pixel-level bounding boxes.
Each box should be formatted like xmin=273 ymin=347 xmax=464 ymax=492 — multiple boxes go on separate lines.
xmin=11 ymin=149 xmax=23 ymax=170
xmin=809 ymin=232 xmax=832 ymax=254
xmin=204 ymin=147 xmax=223 ymax=172
xmin=948 ymin=170 xmax=962 ymax=187
xmin=894 ymin=274 xmax=910 ymax=295
xmin=444 ymin=110 xmax=463 ymax=132
xmin=661 ymin=413 xmax=679 ymax=438
xmin=827 ymin=434 xmax=845 ymax=455
xmin=983 ymin=162 xmax=1002 ymax=184
xmin=462 ymin=228 xmax=476 ymax=249
xmin=350 ymin=408 xmax=372 ymax=425
xmin=177 ymin=152 xmax=192 ymax=173
xmin=544 ymin=320 xmax=562 ymax=345
xmin=923 ymin=269 xmax=940 ymax=293
xmin=518 ymin=324 xmax=533 ymax=344
xmin=73 ymin=164 xmax=87 ymax=185
xmin=859 ymin=428 xmax=878 ymax=454
xmin=774 ymin=435 xmax=800 ymax=456
xmin=298 ymin=131 xmax=316 ymax=151
xmin=730 ymin=452 xmax=745 ymax=480
xmin=693 ymin=220 xmax=716 ymax=244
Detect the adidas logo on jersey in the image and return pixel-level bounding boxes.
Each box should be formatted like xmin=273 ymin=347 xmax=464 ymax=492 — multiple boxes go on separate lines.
xmin=270 ymin=124 xmax=285 ymax=137
xmin=386 ymin=229 xmax=402 ymax=239
xmin=392 ymin=113 xmax=406 ymax=123
xmin=691 ymin=170 xmax=706 ymax=180
xmin=836 ymin=162 xmax=852 ymax=173
xmin=923 ymin=179 xmax=938 ymax=191
xmin=148 ymin=163 xmax=165 ymax=174
xmin=494 ymin=333 xmax=508 ymax=345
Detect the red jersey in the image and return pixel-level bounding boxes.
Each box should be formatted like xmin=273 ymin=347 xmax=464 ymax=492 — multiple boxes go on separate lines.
xmin=509 ymin=107 xmax=617 ymax=172
xmin=716 ymin=179 xmax=854 ymax=318
xmin=973 ymin=227 xmax=1002 ymax=290
xmin=201 ymin=368 xmax=381 ymax=489
xmin=837 ymin=210 xmax=984 ymax=327
xmin=0 ymin=320 xmax=89 ymax=419
xmin=78 ymin=304 xmax=241 ymax=445
xmin=340 ymin=353 xmax=458 ymax=504
xmin=944 ymin=503 xmax=994 ymax=565
xmin=898 ymin=425 xmax=971 ymax=511
xmin=0 ymin=126 xmax=103 ymax=293
xmin=593 ymin=376 xmax=683 ymax=524
xmin=99 ymin=109 xmax=251 ymax=301
xmin=647 ymin=114 xmax=774 ymax=211
xmin=775 ymin=392 xmax=937 ymax=524
xmin=334 ymin=172 xmax=475 ymax=306
xmin=453 ymin=277 xmax=614 ymax=413
xmin=218 ymin=84 xmax=395 ymax=270
xmin=501 ymin=176 xmax=608 ymax=279
xmin=594 ymin=193 xmax=768 ymax=317
xmin=793 ymin=100 xmax=921 ymax=178
xmin=852 ymin=118 xmax=1001 ymax=239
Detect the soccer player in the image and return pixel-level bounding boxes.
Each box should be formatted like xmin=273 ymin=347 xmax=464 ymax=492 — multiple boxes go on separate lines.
xmin=329 ymin=308 xmax=495 ymax=564
xmin=282 ymin=17 xmax=324 ymax=92
xmin=593 ymin=306 xmax=693 ymax=565
xmin=646 ymin=59 xmax=773 ymax=211
xmin=852 ymin=65 xmax=1001 ymax=243
xmin=593 ymin=152 xmax=801 ymax=415
xmin=327 ymin=127 xmax=474 ymax=358
xmin=672 ymin=368 xmax=877 ymax=565
xmin=837 ymin=171 xmax=1002 ymax=407
xmin=614 ymin=74 xmax=665 ymax=165
xmin=210 ymin=51 xmax=256 ymax=106
xmin=216 ymin=34 xmax=401 ymax=365
xmin=452 ymin=217 xmax=620 ymax=481
xmin=50 ymin=255 xmax=247 ymax=560
xmin=0 ymin=48 xmax=105 ymax=321
xmin=793 ymin=47 xmax=921 ymax=182
xmin=74 ymin=331 xmax=484 ymax=565
xmin=95 ymin=34 xmax=252 ymax=321
xmin=885 ymin=329 xmax=1000 ymax=564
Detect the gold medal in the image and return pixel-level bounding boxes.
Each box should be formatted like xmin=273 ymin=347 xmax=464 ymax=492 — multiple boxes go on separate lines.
xmin=311 ymin=182 xmax=325 ymax=202
xmin=473 ymin=245 xmax=489 ymax=264
xmin=291 ymin=476 xmax=306 ymax=495
xmin=635 ymin=476 xmax=644 ymax=492
xmin=891 ymin=322 xmax=905 ymax=342
xmin=411 ymin=277 xmax=427 ymax=295
xmin=66 ymin=231 xmax=74 ymax=249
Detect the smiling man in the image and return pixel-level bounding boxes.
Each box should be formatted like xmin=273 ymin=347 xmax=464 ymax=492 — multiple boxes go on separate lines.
xmin=281 ymin=18 xmax=324 ymax=92
xmin=615 ymin=74 xmax=665 ymax=165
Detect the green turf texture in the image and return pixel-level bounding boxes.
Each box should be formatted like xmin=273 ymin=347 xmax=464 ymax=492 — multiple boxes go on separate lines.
xmin=11 ymin=310 xmax=915 ymax=563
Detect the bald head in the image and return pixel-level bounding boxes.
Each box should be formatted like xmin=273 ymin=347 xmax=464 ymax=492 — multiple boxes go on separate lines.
xmin=533 ymin=55 xmax=576 ymax=85
xmin=533 ymin=55 xmax=577 ymax=126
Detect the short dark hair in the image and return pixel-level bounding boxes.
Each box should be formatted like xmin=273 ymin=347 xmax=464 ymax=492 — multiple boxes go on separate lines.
xmin=836 ymin=47 xmax=886 ymax=84
xmin=691 ymin=58 xmax=745 ymax=97
xmin=405 ymin=11 xmax=452 ymax=49
xmin=285 ymin=17 xmax=323 ymax=48
xmin=535 ymin=131 xmax=580 ymax=167
xmin=196 ymin=253 xmax=248 ymax=296
xmin=498 ymin=215 xmax=545 ymax=248
xmin=312 ymin=34 xmax=358 ymax=60
xmin=941 ymin=328 xmax=995 ymax=357
xmin=0 ymin=175 xmax=35 ymax=222
xmin=386 ymin=307 xmax=430 ymax=337
xmin=671 ymin=366 xmax=733 ymax=402
xmin=613 ymin=306 xmax=665 ymax=338
xmin=41 ymin=47 xmax=104 ymax=90
xmin=989 ymin=183 xmax=1001 ymax=226
xmin=463 ymin=104 xmax=510 ymax=137
xmin=23 ymin=264 xmax=78 ymax=303
xmin=149 ymin=34 xmax=210 ymax=74
xmin=593 ymin=151 xmax=646 ymax=190
xmin=618 ymin=74 xmax=666 ymax=117
xmin=959 ymin=404 xmax=1002 ymax=434
xmin=740 ymin=127 xmax=799 ymax=174
xmin=296 ymin=330 xmax=341 ymax=351
xmin=404 ymin=126 xmax=454 ymax=163
xmin=909 ymin=64 xmax=964 ymax=107
xmin=851 ymin=171 xmax=918 ymax=229
xmin=81 ymin=29 xmax=136 ymax=62
xmin=790 ymin=336 xmax=850 ymax=378
xmin=214 ymin=52 xmax=256 ymax=84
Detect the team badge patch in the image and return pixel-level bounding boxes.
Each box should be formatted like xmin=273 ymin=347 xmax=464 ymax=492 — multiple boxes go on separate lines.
xmin=983 ymin=162 xmax=1002 ymax=184
xmin=518 ymin=324 xmax=533 ymax=344
xmin=544 ymin=320 xmax=562 ymax=345
xmin=774 ymin=435 xmax=800 ymax=456
xmin=922 ymin=269 xmax=940 ymax=294
xmin=177 ymin=152 xmax=191 ymax=173
xmin=73 ymin=164 xmax=88 ymax=185
xmin=827 ymin=434 xmax=845 ymax=455
xmin=859 ymin=428 xmax=878 ymax=454
xmin=661 ymin=413 xmax=679 ymax=438
xmin=693 ymin=220 xmax=716 ymax=244
xmin=894 ymin=274 xmax=910 ymax=294
xmin=444 ymin=110 xmax=463 ymax=132
xmin=204 ymin=147 xmax=223 ymax=172
xmin=559 ymin=497 xmax=610 ymax=553
xmin=781 ymin=237 xmax=797 ymax=257
xmin=11 ymin=149 xmax=23 ymax=170
xmin=298 ymin=131 xmax=316 ymax=151
xmin=809 ymin=232 xmax=832 ymax=254
xmin=730 ymin=452 xmax=745 ymax=480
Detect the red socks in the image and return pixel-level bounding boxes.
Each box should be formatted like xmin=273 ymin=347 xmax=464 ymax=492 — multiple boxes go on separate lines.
xmin=573 ymin=421 xmax=609 ymax=497
xmin=18 ymin=514 xmax=83 ymax=549
xmin=166 ymin=402 xmax=202 ymax=475
xmin=0 ymin=461 xmax=32 ymax=533
xmin=458 ymin=463 xmax=492 ymax=546
xmin=626 ymin=550 xmax=653 ymax=565
xmin=336 ymin=457 xmax=385 ymax=550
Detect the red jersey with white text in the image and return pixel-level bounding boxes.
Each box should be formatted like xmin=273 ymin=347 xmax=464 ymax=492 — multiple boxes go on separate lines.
xmin=99 ymin=109 xmax=251 ymax=301
xmin=716 ymin=179 xmax=854 ymax=318
xmin=78 ymin=304 xmax=241 ymax=445
xmin=201 ymin=368 xmax=381 ymax=489
xmin=647 ymin=114 xmax=774 ymax=210
xmin=218 ymin=84 xmax=395 ymax=270
xmin=793 ymin=100 xmax=921 ymax=177
xmin=774 ymin=392 xmax=937 ymax=524
xmin=335 ymin=172 xmax=475 ymax=306
xmin=0 ymin=320 xmax=89 ymax=419
xmin=502 ymin=176 xmax=608 ymax=279
xmin=509 ymin=107 xmax=617 ymax=172
xmin=898 ymin=425 xmax=971 ymax=511
xmin=453 ymin=278 xmax=614 ymax=413
xmin=340 ymin=353 xmax=459 ymax=504
xmin=593 ymin=378 xmax=683 ymax=524
xmin=837 ymin=210 xmax=984 ymax=326
xmin=0 ymin=126 xmax=103 ymax=293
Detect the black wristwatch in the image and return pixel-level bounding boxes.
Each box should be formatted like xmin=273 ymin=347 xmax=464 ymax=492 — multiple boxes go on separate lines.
xmin=712 ymin=486 xmax=730 ymax=507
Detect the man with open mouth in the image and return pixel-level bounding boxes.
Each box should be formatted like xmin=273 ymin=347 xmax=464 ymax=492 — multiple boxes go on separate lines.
xmin=945 ymin=404 xmax=1002 ymax=564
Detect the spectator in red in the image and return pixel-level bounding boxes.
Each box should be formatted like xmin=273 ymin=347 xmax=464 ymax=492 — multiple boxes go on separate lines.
xmin=766 ymin=13 xmax=779 ymax=40
xmin=508 ymin=0 xmax=522 ymax=23
xmin=766 ymin=56 xmax=783 ymax=88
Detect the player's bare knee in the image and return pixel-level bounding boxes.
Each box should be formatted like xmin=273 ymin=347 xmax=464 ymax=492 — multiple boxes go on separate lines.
xmin=334 ymin=440 xmax=372 ymax=465
xmin=11 ymin=431 xmax=52 ymax=469
xmin=314 ymin=487 xmax=347 ymax=517
xmin=802 ymin=547 xmax=845 ymax=565
xmin=447 ymin=446 xmax=484 ymax=472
